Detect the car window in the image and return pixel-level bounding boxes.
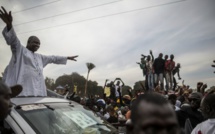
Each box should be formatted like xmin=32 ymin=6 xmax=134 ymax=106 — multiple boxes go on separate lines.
xmin=16 ymin=103 xmax=117 ymax=134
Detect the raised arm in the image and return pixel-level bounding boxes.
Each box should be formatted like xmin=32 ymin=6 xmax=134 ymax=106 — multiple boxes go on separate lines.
xmin=150 ymin=50 xmax=154 ymax=62
xmin=103 ymin=79 xmax=109 ymax=89
xmin=119 ymin=78 xmax=125 ymax=87
xmin=1 ymin=6 xmax=22 ymax=53
xmin=177 ymin=69 xmax=181 ymax=80
xmin=0 ymin=6 xmax=12 ymax=30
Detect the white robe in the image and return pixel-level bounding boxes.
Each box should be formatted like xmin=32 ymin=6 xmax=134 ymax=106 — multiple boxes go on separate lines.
xmin=2 ymin=27 xmax=67 ymax=96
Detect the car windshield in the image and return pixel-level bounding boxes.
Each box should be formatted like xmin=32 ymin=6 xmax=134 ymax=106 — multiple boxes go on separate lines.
xmin=16 ymin=103 xmax=117 ymax=134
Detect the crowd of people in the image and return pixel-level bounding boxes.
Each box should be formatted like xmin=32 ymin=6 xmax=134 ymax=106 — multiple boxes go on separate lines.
xmin=1 ymin=6 xmax=215 ymax=134
xmin=67 ymin=77 xmax=215 ymax=134
xmin=137 ymin=50 xmax=181 ymax=92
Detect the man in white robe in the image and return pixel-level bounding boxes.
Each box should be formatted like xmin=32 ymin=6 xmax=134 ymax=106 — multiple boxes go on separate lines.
xmin=0 ymin=6 xmax=78 ymax=96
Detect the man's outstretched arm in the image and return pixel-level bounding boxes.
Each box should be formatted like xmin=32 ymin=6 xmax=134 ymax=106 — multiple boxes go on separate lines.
xmin=42 ymin=55 xmax=78 ymax=67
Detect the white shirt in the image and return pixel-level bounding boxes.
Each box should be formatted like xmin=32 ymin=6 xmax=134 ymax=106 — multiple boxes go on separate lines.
xmin=191 ymin=119 xmax=215 ymax=134
xmin=2 ymin=27 xmax=67 ymax=96
xmin=115 ymin=85 xmax=122 ymax=97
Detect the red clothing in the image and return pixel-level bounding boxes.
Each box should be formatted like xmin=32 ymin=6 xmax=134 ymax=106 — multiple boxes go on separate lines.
xmin=165 ymin=60 xmax=175 ymax=72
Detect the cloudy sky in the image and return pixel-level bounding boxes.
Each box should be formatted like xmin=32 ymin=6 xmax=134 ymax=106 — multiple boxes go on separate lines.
xmin=0 ymin=0 xmax=214 ymax=89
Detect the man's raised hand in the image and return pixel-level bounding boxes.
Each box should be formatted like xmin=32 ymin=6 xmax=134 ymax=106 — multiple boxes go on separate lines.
xmin=0 ymin=6 xmax=13 ymax=30
xmin=67 ymin=55 xmax=78 ymax=61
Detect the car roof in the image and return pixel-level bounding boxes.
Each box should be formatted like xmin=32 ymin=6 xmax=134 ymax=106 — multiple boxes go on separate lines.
xmin=11 ymin=97 xmax=71 ymax=106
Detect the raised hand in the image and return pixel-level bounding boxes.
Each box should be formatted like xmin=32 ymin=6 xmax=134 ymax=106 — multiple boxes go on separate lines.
xmin=141 ymin=54 xmax=145 ymax=57
xmin=0 ymin=6 xmax=13 ymax=29
xmin=150 ymin=50 xmax=153 ymax=55
xmin=67 ymin=55 xmax=78 ymax=61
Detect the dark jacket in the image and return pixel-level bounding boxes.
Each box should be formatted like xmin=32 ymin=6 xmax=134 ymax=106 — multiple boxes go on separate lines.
xmin=153 ymin=58 xmax=165 ymax=74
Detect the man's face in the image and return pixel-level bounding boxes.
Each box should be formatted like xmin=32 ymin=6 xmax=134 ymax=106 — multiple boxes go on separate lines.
xmin=0 ymin=87 xmax=12 ymax=120
xmin=164 ymin=55 xmax=168 ymax=60
xmin=133 ymin=101 xmax=179 ymax=134
xmin=170 ymin=55 xmax=174 ymax=60
xmin=27 ymin=36 xmax=40 ymax=52
xmin=117 ymin=81 xmax=120 ymax=86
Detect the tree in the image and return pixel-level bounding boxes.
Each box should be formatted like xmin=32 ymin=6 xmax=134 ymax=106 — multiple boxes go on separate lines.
xmin=122 ymin=85 xmax=132 ymax=96
xmin=133 ymin=80 xmax=145 ymax=91
xmin=45 ymin=77 xmax=55 ymax=90
xmin=55 ymin=72 xmax=103 ymax=97
xmin=84 ymin=63 xmax=95 ymax=97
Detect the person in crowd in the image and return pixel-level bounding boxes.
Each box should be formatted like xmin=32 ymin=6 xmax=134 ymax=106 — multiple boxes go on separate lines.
xmin=164 ymin=55 xmax=169 ymax=90
xmin=103 ymin=79 xmax=111 ymax=97
xmin=191 ymin=90 xmax=215 ymax=134
xmin=128 ymin=93 xmax=180 ymax=134
xmin=145 ymin=50 xmax=154 ymax=91
xmin=106 ymin=105 xmax=118 ymax=123
xmin=0 ymin=6 xmax=78 ymax=96
xmin=114 ymin=78 xmax=124 ymax=99
xmin=137 ymin=57 xmax=146 ymax=77
xmin=165 ymin=54 xmax=175 ymax=91
xmin=138 ymin=55 xmax=148 ymax=90
xmin=168 ymin=94 xmax=180 ymax=111
xmin=0 ymin=81 xmax=22 ymax=133
xmin=176 ymin=92 xmax=204 ymax=133
xmin=173 ymin=63 xmax=182 ymax=91
xmin=109 ymin=81 xmax=116 ymax=100
xmin=153 ymin=53 xmax=165 ymax=90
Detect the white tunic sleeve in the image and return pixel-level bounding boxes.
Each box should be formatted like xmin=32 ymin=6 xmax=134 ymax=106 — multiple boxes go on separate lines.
xmin=2 ymin=27 xmax=22 ymax=56
xmin=41 ymin=55 xmax=67 ymax=67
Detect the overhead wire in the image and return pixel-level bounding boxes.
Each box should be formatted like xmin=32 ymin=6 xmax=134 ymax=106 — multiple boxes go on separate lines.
xmin=13 ymin=0 xmax=124 ymax=26
xmin=13 ymin=0 xmax=62 ymax=14
xmin=0 ymin=0 xmax=186 ymax=37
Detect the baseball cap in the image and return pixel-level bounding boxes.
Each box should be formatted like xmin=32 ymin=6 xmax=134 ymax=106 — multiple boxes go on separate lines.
xmin=0 ymin=81 xmax=22 ymax=98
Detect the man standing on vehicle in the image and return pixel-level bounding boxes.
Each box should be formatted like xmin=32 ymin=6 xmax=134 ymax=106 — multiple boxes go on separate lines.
xmin=172 ymin=63 xmax=182 ymax=91
xmin=0 ymin=81 xmax=22 ymax=133
xmin=0 ymin=6 xmax=78 ymax=96
xmin=153 ymin=53 xmax=165 ymax=90
xmin=145 ymin=50 xmax=154 ymax=91
xmin=165 ymin=54 xmax=175 ymax=91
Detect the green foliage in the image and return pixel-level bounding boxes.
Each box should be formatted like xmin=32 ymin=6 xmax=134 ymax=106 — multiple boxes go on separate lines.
xmin=45 ymin=77 xmax=55 ymax=90
xmin=122 ymin=85 xmax=132 ymax=96
xmin=86 ymin=63 xmax=96 ymax=72
xmin=85 ymin=62 xmax=96 ymax=96
xmin=54 ymin=72 xmax=103 ymax=97
xmin=133 ymin=80 xmax=145 ymax=91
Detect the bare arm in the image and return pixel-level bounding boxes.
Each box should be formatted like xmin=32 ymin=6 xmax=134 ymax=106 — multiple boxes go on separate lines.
xmin=150 ymin=50 xmax=154 ymax=62
xmin=119 ymin=78 xmax=125 ymax=87
xmin=103 ymin=79 xmax=108 ymax=89
xmin=177 ymin=69 xmax=181 ymax=79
